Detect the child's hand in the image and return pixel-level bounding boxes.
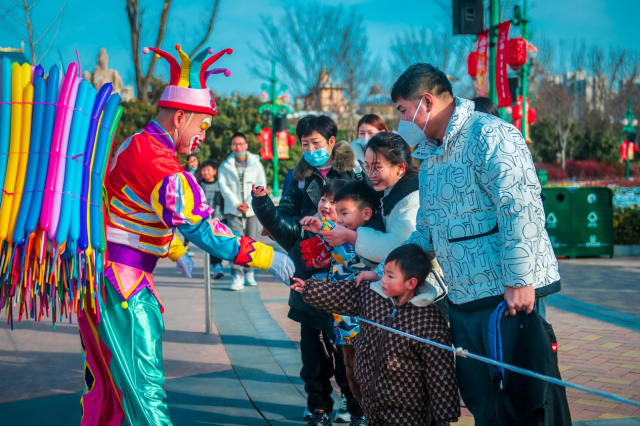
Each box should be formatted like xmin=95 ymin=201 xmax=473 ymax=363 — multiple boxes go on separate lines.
xmin=356 ymin=270 xmax=379 ymax=287
xmin=252 ymin=184 xmax=267 ymax=197
xmin=290 ymin=277 xmax=306 ymax=293
xmin=320 ymin=224 xmax=356 ymax=247
xmin=300 ymin=216 xmax=323 ymax=234
xmin=311 ymin=257 xmax=331 ymax=269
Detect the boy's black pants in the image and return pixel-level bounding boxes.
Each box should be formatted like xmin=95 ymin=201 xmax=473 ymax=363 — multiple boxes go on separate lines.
xmin=300 ymin=323 xmax=363 ymax=416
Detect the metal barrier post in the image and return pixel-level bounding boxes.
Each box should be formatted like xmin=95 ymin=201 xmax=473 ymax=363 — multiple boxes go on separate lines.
xmin=204 ymin=252 xmax=212 ymax=334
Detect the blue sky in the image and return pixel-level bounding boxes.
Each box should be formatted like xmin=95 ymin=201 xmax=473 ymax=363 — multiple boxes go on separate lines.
xmin=1 ymin=0 xmax=638 ymax=97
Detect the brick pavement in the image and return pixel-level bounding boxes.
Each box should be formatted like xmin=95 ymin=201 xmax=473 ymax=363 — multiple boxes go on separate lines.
xmin=256 ymin=274 xmax=640 ymax=424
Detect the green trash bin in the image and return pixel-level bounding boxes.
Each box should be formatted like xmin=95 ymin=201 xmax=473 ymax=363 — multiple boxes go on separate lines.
xmin=570 ymin=187 xmax=614 ymax=258
xmin=541 ymin=188 xmax=572 ymax=257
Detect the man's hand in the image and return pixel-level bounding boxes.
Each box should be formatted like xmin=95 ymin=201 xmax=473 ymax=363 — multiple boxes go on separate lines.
xmin=356 ymin=270 xmax=379 ymax=287
xmin=268 ymin=250 xmax=295 ymax=282
xmin=290 ymin=277 xmax=306 ymax=293
xmin=175 ymin=254 xmax=194 ymax=279
xmin=300 ymin=216 xmax=323 ymax=234
xmin=504 ymin=286 xmax=536 ymax=315
xmin=320 ymin=224 xmax=356 ymax=247
xmin=238 ymin=203 xmax=249 ymax=214
xmin=252 ymin=184 xmax=267 ymax=197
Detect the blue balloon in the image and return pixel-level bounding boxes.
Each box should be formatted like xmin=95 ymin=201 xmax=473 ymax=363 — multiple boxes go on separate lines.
xmin=89 ymin=93 xmax=120 ymax=250
xmin=55 ymin=80 xmax=91 ymax=245
xmin=12 ymin=70 xmax=46 ymax=244
xmin=0 ymin=57 xmax=12 ymax=209
xmin=25 ymin=65 xmax=60 ymax=234
xmin=78 ymin=83 xmax=111 ymax=251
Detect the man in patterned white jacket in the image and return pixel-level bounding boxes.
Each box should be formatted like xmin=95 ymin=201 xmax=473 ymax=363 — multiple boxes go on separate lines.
xmin=359 ymin=64 xmax=562 ymax=425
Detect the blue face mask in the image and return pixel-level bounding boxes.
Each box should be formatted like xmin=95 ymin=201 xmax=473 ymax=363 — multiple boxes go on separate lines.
xmin=303 ymin=147 xmax=331 ymax=168
xmin=232 ymin=150 xmax=247 ymax=158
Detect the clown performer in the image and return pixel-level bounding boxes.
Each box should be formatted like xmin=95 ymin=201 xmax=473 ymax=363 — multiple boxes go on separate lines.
xmin=78 ymin=44 xmax=294 ymax=426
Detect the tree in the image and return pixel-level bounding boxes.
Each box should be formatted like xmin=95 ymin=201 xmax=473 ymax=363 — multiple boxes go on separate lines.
xmin=125 ymin=0 xmax=221 ymax=103
xmin=0 ymin=0 xmax=67 ymax=65
xmin=536 ymin=79 xmax=577 ymax=169
xmin=251 ymin=2 xmax=376 ymax=111
xmin=390 ymin=2 xmax=472 ymax=95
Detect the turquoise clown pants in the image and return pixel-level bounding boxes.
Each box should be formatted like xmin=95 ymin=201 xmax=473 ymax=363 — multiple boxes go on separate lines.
xmin=78 ymin=278 xmax=171 ymax=426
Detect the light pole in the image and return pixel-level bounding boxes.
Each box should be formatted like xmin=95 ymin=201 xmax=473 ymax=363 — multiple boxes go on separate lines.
xmin=258 ymin=61 xmax=290 ymax=198
xmin=512 ymin=0 xmax=531 ymax=141
xmin=621 ymin=98 xmax=637 ymax=180
xmin=488 ymin=0 xmax=500 ymax=105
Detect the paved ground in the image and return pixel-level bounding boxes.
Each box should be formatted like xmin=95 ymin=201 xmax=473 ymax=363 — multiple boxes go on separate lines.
xmin=0 ymin=252 xmax=639 ymax=425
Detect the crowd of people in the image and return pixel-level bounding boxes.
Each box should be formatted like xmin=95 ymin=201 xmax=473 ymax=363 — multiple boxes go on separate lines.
xmin=182 ymin=63 xmax=570 ymax=426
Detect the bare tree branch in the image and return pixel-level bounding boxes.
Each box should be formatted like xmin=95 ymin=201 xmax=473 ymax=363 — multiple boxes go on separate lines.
xmin=34 ymin=0 xmax=67 ymax=44
xmin=0 ymin=3 xmax=26 ymax=27
xmin=189 ymin=0 xmax=220 ymax=57
xmin=39 ymin=19 xmax=62 ymax=63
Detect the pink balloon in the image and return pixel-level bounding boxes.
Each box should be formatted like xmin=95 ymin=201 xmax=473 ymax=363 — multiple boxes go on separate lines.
xmin=48 ymin=75 xmax=80 ymax=240
xmin=40 ymin=62 xmax=78 ymax=232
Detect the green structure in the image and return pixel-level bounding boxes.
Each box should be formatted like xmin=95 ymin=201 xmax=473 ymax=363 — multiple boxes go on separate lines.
xmin=541 ymin=188 xmax=572 ymax=257
xmin=258 ymin=61 xmax=290 ymax=197
xmin=622 ymin=99 xmax=637 ymax=180
xmin=487 ymin=0 xmax=500 ymax=105
xmin=511 ymin=0 xmax=531 ymax=141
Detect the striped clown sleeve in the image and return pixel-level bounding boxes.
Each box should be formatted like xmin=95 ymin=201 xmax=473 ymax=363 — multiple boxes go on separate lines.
xmin=178 ymin=218 xmax=274 ymax=270
xmin=151 ymin=171 xmax=214 ymax=227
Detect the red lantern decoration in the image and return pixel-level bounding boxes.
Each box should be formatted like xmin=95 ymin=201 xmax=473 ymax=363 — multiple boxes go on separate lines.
xmin=512 ymin=104 xmax=523 ymax=120
xmin=528 ymin=108 xmax=536 ymax=124
xmin=508 ymin=38 xmax=527 ymax=71
xmin=467 ymin=51 xmax=478 ymax=78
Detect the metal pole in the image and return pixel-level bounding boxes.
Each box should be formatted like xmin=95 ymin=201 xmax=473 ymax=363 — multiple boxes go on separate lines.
xmin=520 ymin=0 xmax=530 ymax=142
xmin=488 ymin=0 xmax=500 ymax=105
xmin=271 ymin=61 xmax=280 ymax=197
xmin=204 ymin=252 xmax=212 ymax=334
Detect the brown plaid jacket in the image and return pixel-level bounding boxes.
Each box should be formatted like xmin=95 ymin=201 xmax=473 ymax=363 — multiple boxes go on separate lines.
xmin=302 ymin=278 xmax=460 ymax=425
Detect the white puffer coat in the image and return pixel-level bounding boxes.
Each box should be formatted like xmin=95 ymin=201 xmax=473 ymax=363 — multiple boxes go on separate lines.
xmin=218 ymin=152 xmax=266 ymax=217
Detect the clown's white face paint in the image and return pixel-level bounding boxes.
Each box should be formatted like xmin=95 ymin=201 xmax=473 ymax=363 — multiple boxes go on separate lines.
xmin=189 ymin=117 xmax=212 ymax=153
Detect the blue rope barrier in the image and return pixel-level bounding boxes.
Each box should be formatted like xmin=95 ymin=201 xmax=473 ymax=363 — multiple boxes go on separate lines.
xmin=356 ymin=317 xmax=640 ymax=409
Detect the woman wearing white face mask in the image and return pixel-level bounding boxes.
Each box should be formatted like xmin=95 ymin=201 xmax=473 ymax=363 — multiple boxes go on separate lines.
xmin=350 ymin=114 xmax=388 ymax=163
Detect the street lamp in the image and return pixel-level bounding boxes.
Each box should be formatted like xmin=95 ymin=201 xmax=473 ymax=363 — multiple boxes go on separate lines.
xmin=258 ymin=61 xmax=290 ymax=197
xmin=621 ymin=98 xmax=637 ymax=180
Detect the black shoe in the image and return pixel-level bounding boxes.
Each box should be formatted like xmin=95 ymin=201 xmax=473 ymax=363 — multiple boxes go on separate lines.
xmin=349 ymin=416 xmax=366 ymax=426
xmin=307 ymin=409 xmax=332 ymax=426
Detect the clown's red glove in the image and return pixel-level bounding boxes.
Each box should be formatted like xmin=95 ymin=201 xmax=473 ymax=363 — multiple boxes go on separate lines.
xmin=300 ymin=236 xmax=331 ymax=268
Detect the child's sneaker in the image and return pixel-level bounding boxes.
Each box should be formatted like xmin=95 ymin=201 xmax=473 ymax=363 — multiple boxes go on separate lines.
xmin=307 ymin=409 xmax=332 ymax=426
xmin=211 ymin=264 xmax=224 ymax=279
xmin=348 ymin=416 xmax=365 ymax=426
xmin=245 ymin=270 xmax=257 ymax=286
xmin=229 ymin=274 xmax=244 ymax=291
xmin=334 ymin=395 xmax=350 ymax=423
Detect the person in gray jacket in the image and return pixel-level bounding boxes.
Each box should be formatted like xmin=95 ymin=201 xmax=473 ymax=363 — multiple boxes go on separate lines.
xmin=358 ymin=64 xmax=564 ymax=426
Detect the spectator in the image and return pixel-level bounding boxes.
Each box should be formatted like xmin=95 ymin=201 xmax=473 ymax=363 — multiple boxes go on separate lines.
xmin=358 ymin=63 xmax=565 ymax=425
xmin=198 ymin=160 xmax=225 ymax=279
xmin=218 ymin=132 xmax=267 ymax=291
xmin=350 ymin=114 xmax=389 ymax=163
xmin=472 ymin=96 xmax=500 ymax=117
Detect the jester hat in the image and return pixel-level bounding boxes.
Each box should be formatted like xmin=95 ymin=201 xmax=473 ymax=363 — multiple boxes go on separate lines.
xmin=143 ymin=44 xmax=232 ymax=116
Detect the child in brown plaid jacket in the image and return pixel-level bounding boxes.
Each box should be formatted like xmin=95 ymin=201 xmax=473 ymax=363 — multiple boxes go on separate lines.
xmin=291 ymin=244 xmax=460 ymax=426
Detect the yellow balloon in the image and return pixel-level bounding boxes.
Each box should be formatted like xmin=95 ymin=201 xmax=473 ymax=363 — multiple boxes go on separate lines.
xmin=0 ymin=63 xmax=25 ymax=241
xmin=7 ymin=81 xmax=33 ymax=243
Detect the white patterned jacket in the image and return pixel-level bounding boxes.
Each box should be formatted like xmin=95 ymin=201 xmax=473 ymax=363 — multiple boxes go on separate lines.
xmin=379 ymin=97 xmax=561 ymax=306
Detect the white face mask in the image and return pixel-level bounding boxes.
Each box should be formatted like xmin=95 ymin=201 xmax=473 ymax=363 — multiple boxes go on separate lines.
xmin=355 ymin=137 xmax=370 ymax=148
xmin=397 ymin=97 xmax=430 ymax=147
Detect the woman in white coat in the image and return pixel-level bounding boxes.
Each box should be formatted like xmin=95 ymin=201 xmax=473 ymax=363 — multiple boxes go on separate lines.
xmin=218 ymin=132 xmax=267 ymax=290
xmin=322 ymin=132 xmax=419 ymax=263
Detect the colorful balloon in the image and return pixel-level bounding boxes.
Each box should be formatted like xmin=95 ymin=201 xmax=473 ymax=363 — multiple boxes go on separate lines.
xmin=89 ymin=94 xmax=121 ymax=251
xmin=55 ymin=80 xmax=92 ymax=245
xmin=25 ymin=65 xmax=60 ymax=235
xmin=0 ymin=63 xmax=28 ymax=241
xmin=48 ymin=74 xmax=81 ymax=240
xmin=78 ymin=83 xmax=112 ymax=251
xmin=68 ymin=86 xmax=96 ymax=246
xmin=12 ymin=70 xmax=45 ymax=244
xmin=40 ymin=62 xmax=78 ymax=233
xmin=7 ymin=71 xmax=34 ymax=244
xmin=0 ymin=58 xmax=12 ymax=208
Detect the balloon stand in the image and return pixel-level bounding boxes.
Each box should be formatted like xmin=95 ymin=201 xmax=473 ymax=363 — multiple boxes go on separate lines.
xmin=0 ymin=58 xmax=122 ymax=329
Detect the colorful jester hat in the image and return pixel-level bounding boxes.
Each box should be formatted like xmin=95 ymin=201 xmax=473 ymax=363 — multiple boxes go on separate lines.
xmin=143 ymin=44 xmax=233 ymax=116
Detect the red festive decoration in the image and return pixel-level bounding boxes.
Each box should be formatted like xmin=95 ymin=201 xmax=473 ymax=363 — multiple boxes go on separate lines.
xmin=508 ymin=38 xmax=527 ymax=71
xmin=512 ymin=104 xmax=523 ymax=120
xmin=467 ymin=51 xmax=478 ymax=78
xmin=620 ymin=140 xmax=638 ymax=161
xmin=528 ymin=108 xmax=537 ymax=124
xmin=259 ymin=128 xmax=273 ymax=160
